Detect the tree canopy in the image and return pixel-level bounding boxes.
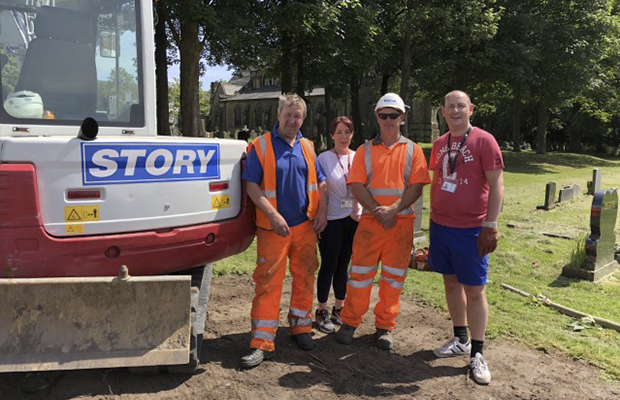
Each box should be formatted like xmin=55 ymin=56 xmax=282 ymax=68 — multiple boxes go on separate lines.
xmin=157 ymin=0 xmax=620 ymax=154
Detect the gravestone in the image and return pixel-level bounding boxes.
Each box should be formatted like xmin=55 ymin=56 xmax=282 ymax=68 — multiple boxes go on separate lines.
xmin=413 ymin=196 xmax=425 ymax=243
xmin=409 ymin=196 xmax=426 ymax=269
xmin=558 ymin=184 xmax=582 ymax=202
xmin=592 ymin=168 xmax=602 ymax=195
xmin=562 ymin=189 xmax=619 ymax=281
xmin=536 ymin=182 xmax=556 ymax=210
xmin=586 ymin=168 xmax=601 ymax=195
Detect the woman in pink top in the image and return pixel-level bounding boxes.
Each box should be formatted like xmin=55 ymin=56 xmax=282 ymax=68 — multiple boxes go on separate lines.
xmin=315 ymin=116 xmax=361 ymax=334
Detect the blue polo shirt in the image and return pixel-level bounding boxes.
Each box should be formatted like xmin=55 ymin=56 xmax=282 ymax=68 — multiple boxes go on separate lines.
xmin=242 ymin=125 xmax=326 ymax=228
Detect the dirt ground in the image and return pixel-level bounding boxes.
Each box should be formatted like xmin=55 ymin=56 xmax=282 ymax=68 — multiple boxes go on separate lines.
xmin=1 ymin=274 xmax=619 ymax=400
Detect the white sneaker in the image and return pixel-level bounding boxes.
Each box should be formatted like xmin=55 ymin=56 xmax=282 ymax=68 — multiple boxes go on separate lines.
xmin=433 ymin=337 xmax=471 ymax=358
xmin=315 ymin=309 xmax=335 ymax=334
xmin=470 ymin=353 xmax=492 ymax=385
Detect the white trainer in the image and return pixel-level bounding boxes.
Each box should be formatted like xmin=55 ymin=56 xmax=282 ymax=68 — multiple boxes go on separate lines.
xmin=433 ymin=337 xmax=471 ymax=358
xmin=470 ymin=353 xmax=492 ymax=385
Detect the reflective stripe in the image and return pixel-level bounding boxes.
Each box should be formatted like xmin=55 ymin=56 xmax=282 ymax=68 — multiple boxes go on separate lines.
xmin=350 ymin=265 xmax=377 ymax=274
xmin=300 ymin=137 xmax=313 ymax=150
xmin=262 ymin=190 xmax=276 ymax=199
xmin=258 ymin=135 xmax=267 ymax=159
xmin=256 ymin=257 xmax=266 ymax=263
xmin=348 ymin=278 xmax=374 ymax=288
xmin=289 ymin=307 xmax=309 ymax=318
xmin=370 ymin=188 xmax=404 ymax=197
xmin=364 ymin=138 xmax=415 ymax=193
xmin=289 ymin=317 xmax=312 ymax=327
xmin=381 ymin=276 xmax=404 ymax=289
xmin=252 ymin=330 xmax=276 ymax=341
xmin=252 ymin=319 xmax=279 ymax=328
xmin=403 ymin=141 xmax=414 ymax=190
xmin=383 ymin=265 xmax=407 ymax=277
xmin=307 ymin=183 xmax=318 ymax=192
xmin=364 ymin=141 xmax=372 ymax=189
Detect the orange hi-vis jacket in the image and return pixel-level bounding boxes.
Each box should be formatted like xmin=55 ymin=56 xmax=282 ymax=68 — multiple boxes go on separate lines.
xmin=349 ymin=135 xmax=429 ymax=218
xmin=249 ymin=133 xmax=320 ymax=229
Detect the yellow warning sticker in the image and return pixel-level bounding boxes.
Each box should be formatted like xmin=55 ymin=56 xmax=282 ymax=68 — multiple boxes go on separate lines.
xmin=64 ymin=206 xmax=100 ymax=222
xmin=212 ymin=195 xmax=230 ymax=209
xmin=66 ymin=224 xmax=84 ymax=234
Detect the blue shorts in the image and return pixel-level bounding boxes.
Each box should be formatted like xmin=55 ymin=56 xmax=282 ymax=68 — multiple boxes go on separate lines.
xmin=428 ymin=220 xmax=488 ymax=286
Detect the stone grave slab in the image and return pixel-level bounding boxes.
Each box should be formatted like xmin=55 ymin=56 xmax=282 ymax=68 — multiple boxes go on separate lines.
xmin=537 ymin=182 xmax=556 ymax=210
xmin=562 ymin=188 xmax=618 ymax=281
xmin=587 ymin=169 xmax=602 ymax=195
xmin=413 ymin=196 xmax=425 ymax=243
xmin=558 ymin=184 xmax=582 ymax=203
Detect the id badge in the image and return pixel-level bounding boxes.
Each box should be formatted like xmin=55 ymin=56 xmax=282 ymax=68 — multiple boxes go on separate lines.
xmin=441 ymin=178 xmax=458 ymax=193
xmin=340 ymin=198 xmax=354 ymax=209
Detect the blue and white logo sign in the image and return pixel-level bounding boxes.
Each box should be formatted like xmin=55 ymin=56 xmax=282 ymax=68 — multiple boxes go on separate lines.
xmin=81 ymin=142 xmax=220 ymax=185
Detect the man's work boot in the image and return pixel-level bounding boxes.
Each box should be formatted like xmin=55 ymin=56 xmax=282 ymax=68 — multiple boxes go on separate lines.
xmin=293 ymin=333 xmax=316 ymax=351
xmin=336 ymin=324 xmax=356 ymax=345
xmin=376 ymin=329 xmax=393 ymax=351
xmin=240 ymin=348 xmax=275 ymax=369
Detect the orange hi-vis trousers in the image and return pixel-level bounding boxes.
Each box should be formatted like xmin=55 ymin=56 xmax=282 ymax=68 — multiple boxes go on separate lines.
xmin=341 ymin=216 xmax=414 ymax=330
xmin=250 ymin=220 xmax=319 ymax=351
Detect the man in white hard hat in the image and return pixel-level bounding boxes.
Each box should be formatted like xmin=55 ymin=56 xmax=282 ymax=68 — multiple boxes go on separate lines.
xmin=336 ymin=93 xmax=430 ymax=350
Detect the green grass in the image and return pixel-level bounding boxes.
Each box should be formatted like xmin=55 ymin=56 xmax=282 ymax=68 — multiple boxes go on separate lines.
xmin=216 ymin=149 xmax=620 ymax=379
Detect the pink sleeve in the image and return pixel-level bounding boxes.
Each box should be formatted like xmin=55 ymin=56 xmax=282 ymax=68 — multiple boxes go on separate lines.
xmin=429 ymin=142 xmax=437 ymax=172
xmin=480 ymin=135 xmax=504 ymax=172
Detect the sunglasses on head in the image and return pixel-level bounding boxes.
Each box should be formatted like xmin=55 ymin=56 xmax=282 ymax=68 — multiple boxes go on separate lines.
xmin=377 ymin=112 xmax=401 ymax=120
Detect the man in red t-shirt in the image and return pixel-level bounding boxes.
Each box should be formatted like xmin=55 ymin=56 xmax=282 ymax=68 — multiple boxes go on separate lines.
xmin=429 ymin=90 xmax=504 ymax=385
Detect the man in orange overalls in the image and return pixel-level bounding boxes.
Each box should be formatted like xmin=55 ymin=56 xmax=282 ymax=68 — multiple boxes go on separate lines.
xmin=240 ymin=94 xmax=328 ymax=369
xmin=336 ymin=93 xmax=430 ymax=350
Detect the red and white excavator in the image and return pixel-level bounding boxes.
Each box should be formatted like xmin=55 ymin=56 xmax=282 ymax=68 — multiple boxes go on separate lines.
xmin=0 ymin=0 xmax=254 ymax=373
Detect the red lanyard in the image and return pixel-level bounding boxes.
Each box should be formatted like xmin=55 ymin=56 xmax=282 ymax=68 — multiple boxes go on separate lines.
xmin=333 ymin=150 xmax=351 ymax=181
xmin=447 ymin=126 xmax=472 ymax=175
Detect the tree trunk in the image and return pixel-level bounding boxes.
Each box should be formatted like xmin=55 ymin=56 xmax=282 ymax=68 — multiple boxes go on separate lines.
xmin=324 ymin=86 xmax=333 ymax=149
xmin=568 ymin=127 xmax=581 ymax=153
xmin=350 ymin=72 xmax=363 ymax=148
xmin=512 ymin=88 xmax=521 ymax=152
xmin=536 ymin=101 xmax=548 ymax=154
xmin=179 ymin=20 xmax=203 ymax=137
xmin=595 ymin=129 xmax=605 ymax=154
xmin=295 ymin=48 xmax=305 ymax=98
xmin=155 ymin=5 xmax=170 ymax=136
xmin=380 ymin=73 xmax=389 ymax=96
xmin=280 ymin=32 xmax=293 ymax=94
xmin=399 ymin=0 xmax=414 ymax=140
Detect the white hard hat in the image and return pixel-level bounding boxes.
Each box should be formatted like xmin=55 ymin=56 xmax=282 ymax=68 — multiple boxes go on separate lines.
xmin=375 ymin=92 xmax=406 ymax=113
xmin=4 ymin=91 xmax=44 ymax=119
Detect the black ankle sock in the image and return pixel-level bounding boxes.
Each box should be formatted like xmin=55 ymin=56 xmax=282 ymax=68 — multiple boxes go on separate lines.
xmin=453 ymin=326 xmax=469 ymax=344
xmin=471 ymin=340 xmax=484 ymax=357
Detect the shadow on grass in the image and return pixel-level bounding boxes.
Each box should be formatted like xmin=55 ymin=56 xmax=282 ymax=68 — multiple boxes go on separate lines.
xmin=548 ymin=271 xmax=580 ymax=288
xmin=503 ymin=152 xmax=620 ymax=175
xmin=420 ymin=148 xmax=620 ymax=175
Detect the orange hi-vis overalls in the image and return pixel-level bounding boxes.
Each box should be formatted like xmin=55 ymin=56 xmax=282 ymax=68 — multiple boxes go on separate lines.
xmin=248 ymin=133 xmax=321 ymax=352
xmin=342 ymin=135 xmax=430 ymax=330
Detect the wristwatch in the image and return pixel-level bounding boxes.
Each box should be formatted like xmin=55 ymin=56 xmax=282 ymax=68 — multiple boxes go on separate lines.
xmin=482 ymin=221 xmax=498 ymax=229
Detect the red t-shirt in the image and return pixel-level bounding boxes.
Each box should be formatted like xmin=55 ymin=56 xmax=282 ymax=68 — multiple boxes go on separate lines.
xmin=430 ymin=127 xmax=504 ymax=228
